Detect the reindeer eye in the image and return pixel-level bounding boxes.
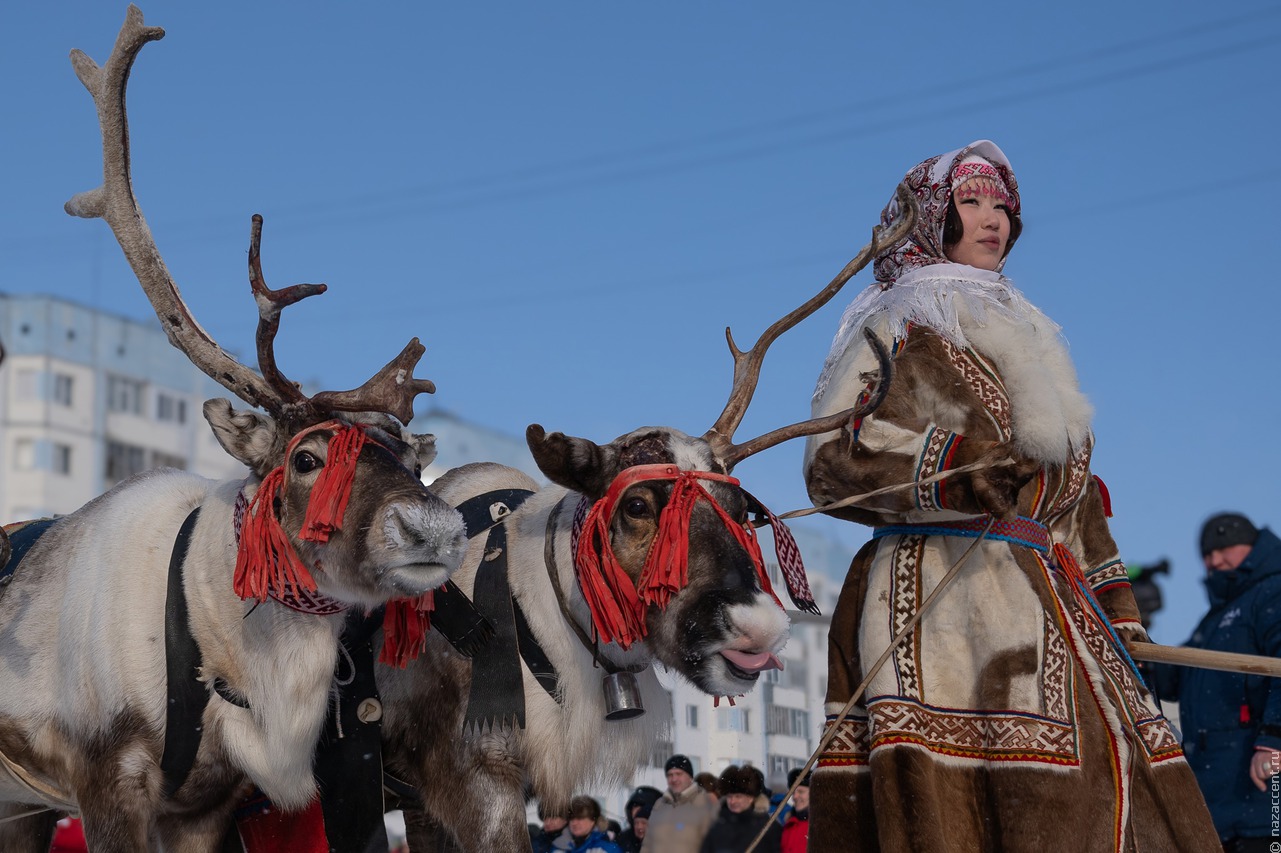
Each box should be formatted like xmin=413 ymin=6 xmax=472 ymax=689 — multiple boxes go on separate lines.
xmin=292 ymin=451 xmax=321 ymax=474
xmin=414 ymin=463 xmax=423 ymax=478
xmin=623 ymin=497 xmax=651 ymax=519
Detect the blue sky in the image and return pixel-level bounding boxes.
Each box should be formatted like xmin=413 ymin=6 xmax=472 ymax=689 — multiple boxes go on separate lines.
xmin=2 ymin=2 xmax=1279 ymax=645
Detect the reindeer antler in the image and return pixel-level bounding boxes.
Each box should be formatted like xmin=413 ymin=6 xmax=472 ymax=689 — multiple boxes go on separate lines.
xmin=65 ymin=6 xmax=434 ymax=428
xmin=703 ymin=182 xmax=918 ymax=470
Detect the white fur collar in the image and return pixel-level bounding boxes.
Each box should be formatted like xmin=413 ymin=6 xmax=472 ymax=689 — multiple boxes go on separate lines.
xmin=818 ymin=264 xmax=1093 ymax=463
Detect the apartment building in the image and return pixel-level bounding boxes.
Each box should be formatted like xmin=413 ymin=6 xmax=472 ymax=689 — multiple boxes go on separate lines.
xmin=0 ymin=294 xmax=245 ymax=520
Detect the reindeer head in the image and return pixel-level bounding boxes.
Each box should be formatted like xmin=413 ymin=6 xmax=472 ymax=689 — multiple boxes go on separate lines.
xmin=65 ymin=7 xmax=466 ymax=611
xmin=530 ymin=424 xmax=790 ymax=695
xmin=527 ymin=185 xmax=917 ymax=696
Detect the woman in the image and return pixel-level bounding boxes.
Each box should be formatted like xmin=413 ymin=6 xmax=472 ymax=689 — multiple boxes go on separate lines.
xmin=698 ymin=766 xmax=780 ymax=853
xmin=552 ymin=796 xmax=622 ymax=853
xmin=803 ymin=140 xmax=1220 ymax=852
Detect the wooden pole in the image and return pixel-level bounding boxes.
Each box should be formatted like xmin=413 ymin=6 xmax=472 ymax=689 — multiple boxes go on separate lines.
xmin=1128 ymin=640 xmax=1281 ymax=678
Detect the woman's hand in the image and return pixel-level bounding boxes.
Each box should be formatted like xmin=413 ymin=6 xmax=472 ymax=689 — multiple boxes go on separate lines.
xmin=967 ymin=444 xmax=1041 ymax=520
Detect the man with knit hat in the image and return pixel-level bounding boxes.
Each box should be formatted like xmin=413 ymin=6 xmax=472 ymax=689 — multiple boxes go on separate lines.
xmin=1153 ymin=512 xmax=1281 ymax=851
xmin=640 ymin=755 xmax=717 ymax=852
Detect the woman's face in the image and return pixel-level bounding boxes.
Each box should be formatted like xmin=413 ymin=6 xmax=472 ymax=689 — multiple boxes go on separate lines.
xmin=725 ymin=793 xmax=754 ymax=814
xmin=944 ymin=192 xmax=1010 ymax=271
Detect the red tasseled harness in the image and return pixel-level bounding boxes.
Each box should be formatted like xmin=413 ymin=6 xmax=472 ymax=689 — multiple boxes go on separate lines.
xmin=233 ymin=419 xmax=433 ymax=668
xmin=574 ymin=463 xmax=788 ymax=650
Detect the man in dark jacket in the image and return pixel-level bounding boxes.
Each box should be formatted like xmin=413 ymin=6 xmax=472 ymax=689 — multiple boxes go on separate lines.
xmin=1154 ymin=513 xmax=1281 ymax=852
xmin=698 ymin=765 xmax=780 ymax=853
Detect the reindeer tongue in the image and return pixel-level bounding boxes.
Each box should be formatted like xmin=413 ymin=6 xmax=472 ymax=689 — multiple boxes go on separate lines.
xmin=720 ymin=648 xmax=783 ymax=673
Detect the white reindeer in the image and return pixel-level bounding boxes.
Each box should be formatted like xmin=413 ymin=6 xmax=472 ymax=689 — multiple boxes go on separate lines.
xmin=0 ymin=7 xmax=466 ymax=851
xmin=375 ymin=191 xmax=915 ymax=852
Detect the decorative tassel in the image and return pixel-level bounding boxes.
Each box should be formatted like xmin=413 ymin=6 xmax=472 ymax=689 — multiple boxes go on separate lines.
xmin=638 ymin=476 xmax=699 ymax=610
xmin=576 ymin=499 xmax=647 ymax=648
xmin=379 ymin=590 xmax=435 ymax=668
xmin=302 ymin=424 xmax=367 ymax=543
xmin=235 ymin=468 xmax=318 ymax=601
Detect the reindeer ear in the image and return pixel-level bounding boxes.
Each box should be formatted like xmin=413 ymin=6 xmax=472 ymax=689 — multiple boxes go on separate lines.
xmin=203 ymin=398 xmax=285 ymax=478
xmin=526 ymin=424 xmax=615 ymax=500
xmin=411 ymin=432 xmax=439 ymax=471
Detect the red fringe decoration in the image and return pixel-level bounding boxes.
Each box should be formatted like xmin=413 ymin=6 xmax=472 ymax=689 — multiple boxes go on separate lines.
xmin=302 ymin=424 xmax=367 ymax=543
xmin=637 ymin=475 xmax=699 ymax=611
xmin=235 ymin=467 xmax=318 ymax=602
xmin=379 ymin=590 xmax=435 ymax=668
xmin=576 ymin=498 xmax=648 ymax=648
xmin=574 ymin=464 xmax=785 ymax=650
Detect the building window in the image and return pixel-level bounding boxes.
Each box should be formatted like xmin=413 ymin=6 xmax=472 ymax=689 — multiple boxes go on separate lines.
xmin=686 ymin=704 xmax=700 ymax=729
xmin=766 ymin=705 xmax=811 ymax=738
xmin=156 ymin=392 xmax=187 ymax=424
xmin=105 ymin=440 xmax=147 ymax=484
xmin=648 ymin=733 xmax=676 ymax=769
xmin=107 ymin=375 xmax=145 ymax=415
xmin=149 ymin=451 xmax=186 ymax=471
xmin=14 ymin=439 xmax=36 ymax=471
xmin=15 ymin=369 xmax=40 ymax=401
xmin=52 ymin=444 xmax=72 ymax=475
xmin=716 ymin=707 xmax=751 ymax=733
xmin=767 ymin=754 xmax=806 ymax=781
xmin=52 ymin=373 xmax=74 ymax=407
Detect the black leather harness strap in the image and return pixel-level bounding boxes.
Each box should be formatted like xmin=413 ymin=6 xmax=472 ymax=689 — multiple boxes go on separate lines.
xmin=160 ymin=507 xmax=204 ymax=799
xmin=0 ymin=518 xmax=58 ymax=588
xmin=451 ymin=491 xmax=559 ymax=701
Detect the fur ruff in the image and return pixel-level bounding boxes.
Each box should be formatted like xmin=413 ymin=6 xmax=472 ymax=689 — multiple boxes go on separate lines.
xmin=817 ymin=264 xmax=1093 ymax=463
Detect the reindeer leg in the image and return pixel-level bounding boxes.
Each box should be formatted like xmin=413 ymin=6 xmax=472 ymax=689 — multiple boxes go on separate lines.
xmin=0 ymin=805 xmax=57 ymax=853
xmin=402 ymin=805 xmax=465 ymax=852
xmin=154 ymin=797 xmax=242 ymax=853
xmin=78 ymin=800 xmax=151 ymax=853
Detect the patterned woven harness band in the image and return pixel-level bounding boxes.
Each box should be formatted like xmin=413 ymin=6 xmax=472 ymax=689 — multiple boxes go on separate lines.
xmin=872 ymin=515 xmax=1050 ymax=553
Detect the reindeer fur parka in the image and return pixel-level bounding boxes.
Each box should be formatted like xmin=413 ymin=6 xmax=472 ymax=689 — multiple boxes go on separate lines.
xmin=802 ymin=283 xmax=1220 ymax=852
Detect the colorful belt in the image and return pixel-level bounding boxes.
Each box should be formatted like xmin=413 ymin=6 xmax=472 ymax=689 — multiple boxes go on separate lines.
xmin=872 ymin=515 xmax=1050 ymax=553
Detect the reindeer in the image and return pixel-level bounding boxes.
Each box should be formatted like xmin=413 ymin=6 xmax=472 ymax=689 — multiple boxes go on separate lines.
xmin=0 ymin=7 xmax=466 ymax=852
xmin=374 ymin=188 xmax=917 ymax=851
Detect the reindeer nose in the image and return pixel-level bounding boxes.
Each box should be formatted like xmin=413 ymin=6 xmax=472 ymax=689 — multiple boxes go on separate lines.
xmin=381 ymin=500 xmax=465 ymax=562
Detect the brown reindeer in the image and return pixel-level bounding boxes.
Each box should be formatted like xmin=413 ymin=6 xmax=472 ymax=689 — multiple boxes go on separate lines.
xmin=375 ymin=189 xmax=917 ymax=851
xmin=0 ymin=7 xmax=465 ymax=852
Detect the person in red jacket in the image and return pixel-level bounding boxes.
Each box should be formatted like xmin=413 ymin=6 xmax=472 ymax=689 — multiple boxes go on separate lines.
xmin=779 ymin=769 xmax=809 ymax=853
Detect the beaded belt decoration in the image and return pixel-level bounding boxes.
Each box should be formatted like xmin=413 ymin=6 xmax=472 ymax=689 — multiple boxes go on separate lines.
xmin=872 ymin=515 xmax=1050 ymax=553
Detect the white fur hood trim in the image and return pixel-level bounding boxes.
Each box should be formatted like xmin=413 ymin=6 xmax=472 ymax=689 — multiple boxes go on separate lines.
xmin=816 ymin=264 xmax=1093 ymax=463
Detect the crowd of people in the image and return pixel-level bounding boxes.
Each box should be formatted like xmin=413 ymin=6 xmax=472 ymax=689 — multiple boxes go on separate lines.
xmin=527 ymin=755 xmax=810 ymax=853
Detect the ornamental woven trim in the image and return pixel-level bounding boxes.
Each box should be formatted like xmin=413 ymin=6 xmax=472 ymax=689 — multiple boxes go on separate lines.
xmin=864 ymin=697 xmax=1081 ymax=766
xmin=890 ymin=534 xmax=925 ymax=698
xmin=939 ymin=335 xmax=1012 ymax=440
xmin=914 ymin=427 xmax=960 ymax=512
xmin=873 ymin=515 xmax=1052 ymax=553
xmin=818 ymin=715 xmax=871 ymax=767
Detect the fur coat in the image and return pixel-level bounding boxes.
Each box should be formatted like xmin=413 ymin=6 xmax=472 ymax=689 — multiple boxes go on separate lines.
xmin=801 ymin=282 xmax=1220 ymax=852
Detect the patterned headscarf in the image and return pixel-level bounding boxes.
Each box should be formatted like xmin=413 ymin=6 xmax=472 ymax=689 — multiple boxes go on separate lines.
xmin=872 ymin=140 xmax=1020 ymax=283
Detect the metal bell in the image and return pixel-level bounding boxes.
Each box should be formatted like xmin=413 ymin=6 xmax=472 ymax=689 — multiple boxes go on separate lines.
xmin=601 ymin=670 xmax=645 ymax=721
